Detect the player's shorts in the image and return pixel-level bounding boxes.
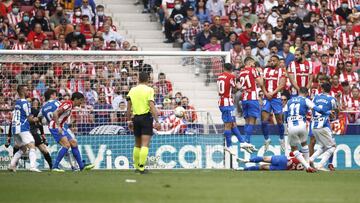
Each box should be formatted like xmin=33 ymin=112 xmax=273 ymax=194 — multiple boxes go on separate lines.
xmin=269 ymin=155 xmax=288 ymax=170
xmin=242 ymin=100 xmax=260 ymax=119
xmin=133 ymin=112 xmax=153 ymax=137
xmin=262 ymin=98 xmax=282 ymax=114
xmin=14 ymin=131 xmax=35 ymax=146
xmin=312 ymin=127 xmax=336 ymax=148
xmin=31 ymin=130 xmax=44 ymax=146
xmin=287 ymin=119 xmax=308 ymax=146
xmin=49 ymin=127 xmax=74 ymax=143
xmin=219 ymin=105 xmax=236 ymax=123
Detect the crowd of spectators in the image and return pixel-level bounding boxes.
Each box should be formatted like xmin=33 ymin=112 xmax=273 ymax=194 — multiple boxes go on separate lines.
xmin=145 ymin=0 xmax=360 ymax=123
xmin=0 ymin=0 xmax=198 ymax=133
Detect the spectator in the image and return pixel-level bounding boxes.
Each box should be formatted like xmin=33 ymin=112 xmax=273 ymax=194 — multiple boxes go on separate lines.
xmin=94 ymin=91 xmax=114 ymax=124
xmin=228 ymin=10 xmax=242 ymax=34
xmin=80 ymin=0 xmax=94 ymax=20
xmin=12 ymin=32 xmax=28 ymax=50
xmin=154 ymin=72 xmax=173 ymax=98
xmin=242 ymin=44 xmax=258 ymax=64
xmin=273 ymin=17 xmax=289 ymax=41
xmin=238 ymin=23 xmax=252 ymax=46
xmin=80 ymin=15 xmax=95 ymax=47
xmin=29 ymin=10 xmax=51 ymax=32
xmin=252 ymin=13 xmax=267 ymax=35
xmin=223 ymin=32 xmax=238 ymax=51
xmin=339 ymin=61 xmax=359 ymax=88
xmin=296 ymin=16 xmax=315 ymax=41
xmin=15 ymin=12 xmax=31 ymax=36
xmin=296 ymin=0 xmax=309 ymax=20
xmin=284 ymin=6 xmax=303 ymax=34
xmin=53 ymin=33 xmax=69 ymax=50
xmin=264 ymin=0 xmax=278 ymax=13
xmin=181 ymin=96 xmax=197 ymax=123
xmin=163 ymin=0 xmax=186 ymax=43
xmin=90 ymin=35 xmax=103 ymax=50
xmin=312 ymin=35 xmax=329 ymax=54
xmin=278 ymin=42 xmax=295 ymax=67
xmin=268 ymin=30 xmax=284 ymax=51
xmin=248 ymin=31 xmax=258 ymax=49
xmin=239 ymin=6 xmax=258 ymax=27
xmin=92 ymin=4 xmax=106 ymax=30
xmin=203 ymin=35 xmax=221 ymax=51
xmin=277 ymin=0 xmax=290 ymax=17
xmin=264 ymin=45 xmax=280 ymax=65
xmin=104 ymin=16 xmax=117 ymax=32
xmin=313 ymin=54 xmax=336 ymax=82
xmin=70 ymin=7 xmax=82 ymax=26
xmin=7 ymin=3 xmax=22 ymax=30
xmin=182 ymin=16 xmax=203 ymax=52
xmin=27 ymin=23 xmax=47 ymax=49
xmin=84 ymin=80 xmax=98 ymax=106
xmin=210 ymin=16 xmax=225 ymax=41
xmin=195 ymin=21 xmax=211 ymax=50
xmin=49 ymin=6 xmax=66 ymax=30
xmin=335 ymin=0 xmax=352 ymax=21
xmin=251 ymin=39 xmax=270 ymax=67
xmin=206 ymin=0 xmax=226 ymax=17
xmin=115 ymin=100 xmax=127 ymax=123
xmin=196 ymin=0 xmax=211 ymax=24
xmin=121 ymin=40 xmax=131 ymax=51
xmin=54 ymin=18 xmax=74 ymax=39
xmin=102 ymin=24 xmax=123 ymax=48
xmin=65 ymin=24 xmax=86 ymax=49
xmin=267 ymin=7 xmax=280 ymax=28
xmin=75 ymin=0 xmax=96 ymax=13
xmin=112 ymin=85 xmax=125 ymax=110
xmin=331 ymin=75 xmax=344 ymax=100
xmin=346 ymin=86 xmax=360 ymax=123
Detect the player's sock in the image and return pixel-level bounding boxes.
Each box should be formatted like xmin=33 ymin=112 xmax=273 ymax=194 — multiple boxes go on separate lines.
xmin=71 ymin=146 xmax=85 ymax=170
xmin=244 ymin=166 xmax=260 ymax=171
xmin=301 ymin=145 xmax=310 ymax=162
xmin=224 ymin=130 xmax=232 ymax=147
xmin=277 ymin=124 xmax=284 ymax=140
xmin=54 ymin=147 xmax=69 ymax=169
xmin=43 ymin=152 xmax=53 ymax=169
xmin=10 ymin=150 xmax=23 ymax=167
xmin=245 ymin=124 xmax=254 ymax=143
xmin=232 ymin=127 xmax=245 ymax=143
xmin=139 ymin=147 xmax=149 ymax=171
xmin=249 ymin=156 xmax=264 ymax=163
xmin=293 ymin=150 xmax=310 ymax=169
xmin=318 ymin=147 xmax=336 ymax=168
xmin=261 ymin=122 xmax=269 ymax=140
xmin=133 ymin=147 xmax=141 ymax=169
xmin=29 ymin=148 xmax=37 ymax=169
xmin=309 ymin=147 xmax=324 ymax=162
xmin=328 ymin=154 xmax=334 ymax=164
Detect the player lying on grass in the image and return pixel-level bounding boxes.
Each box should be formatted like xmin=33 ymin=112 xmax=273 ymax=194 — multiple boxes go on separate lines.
xmin=238 ymin=153 xmax=315 ymax=172
xmin=217 ymin=63 xmax=257 ymax=153
xmin=48 ymin=92 xmax=94 ymax=172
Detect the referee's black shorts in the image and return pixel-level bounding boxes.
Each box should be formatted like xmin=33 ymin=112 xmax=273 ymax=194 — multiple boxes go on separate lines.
xmin=133 ymin=112 xmax=153 ymax=137
xmin=31 ymin=130 xmax=44 ymax=147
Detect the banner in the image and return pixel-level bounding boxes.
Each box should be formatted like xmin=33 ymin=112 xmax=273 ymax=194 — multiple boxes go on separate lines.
xmin=0 ymin=134 xmax=359 ymax=170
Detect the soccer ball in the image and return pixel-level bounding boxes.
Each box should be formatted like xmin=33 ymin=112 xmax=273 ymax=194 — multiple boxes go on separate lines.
xmin=174 ymin=106 xmax=185 ymax=118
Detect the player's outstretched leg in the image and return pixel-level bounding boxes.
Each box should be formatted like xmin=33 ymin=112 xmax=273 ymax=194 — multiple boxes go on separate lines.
xmin=69 ymin=139 xmax=95 ymax=171
xmin=38 ymin=144 xmax=53 ymax=170
xmin=8 ymin=147 xmax=23 ymax=172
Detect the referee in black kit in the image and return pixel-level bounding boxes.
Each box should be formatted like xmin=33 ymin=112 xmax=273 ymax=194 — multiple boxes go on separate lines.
xmin=126 ymin=72 xmax=160 ymax=174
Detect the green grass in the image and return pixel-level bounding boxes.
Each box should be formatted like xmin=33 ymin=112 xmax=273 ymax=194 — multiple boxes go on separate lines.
xmin=0 ymin=170 xmax=359 ymax=203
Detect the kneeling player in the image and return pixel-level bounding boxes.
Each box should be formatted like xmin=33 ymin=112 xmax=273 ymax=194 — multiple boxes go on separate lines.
xmin=49 ymin=92 xmax=94 ymax=172
xmin=239 ymin=153 xmax=314 ymax=172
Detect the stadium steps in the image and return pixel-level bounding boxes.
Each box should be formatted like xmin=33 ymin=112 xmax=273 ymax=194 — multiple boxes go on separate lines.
xmin=101 ymin=0 xmax=224 ymax=124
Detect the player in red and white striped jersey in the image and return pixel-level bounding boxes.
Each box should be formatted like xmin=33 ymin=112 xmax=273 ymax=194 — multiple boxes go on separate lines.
xmin=339 ymin=61 xmax=359 ymax=87
xmin=238 ymin=57 xmax=264 ymax=144
xmin=287 ymin=49 xmax=314 ymax=96
xmin=261 ymin=55 xmax=287 ymax=151
xmin=50 ymin=92 xmax=94 ymax=172
xmin=218 ymin=63 xmax=256 ymax=153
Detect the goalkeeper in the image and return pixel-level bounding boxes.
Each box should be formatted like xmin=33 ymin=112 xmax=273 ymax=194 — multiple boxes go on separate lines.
xmin=127 ymin=72 xmax=160 ymax=174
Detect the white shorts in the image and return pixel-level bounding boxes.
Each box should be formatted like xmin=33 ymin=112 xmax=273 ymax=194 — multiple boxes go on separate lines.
xmin=312 ymin=127 xmax=336 ymax=148
xmin=287 ymin=121 xmax=308 ymax=146
xmin=14 ymin=131 xmax=35 ymax=147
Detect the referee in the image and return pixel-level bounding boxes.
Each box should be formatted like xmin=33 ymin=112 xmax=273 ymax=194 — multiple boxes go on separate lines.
xmin=126 ymin=72 xmax=160 ymax=174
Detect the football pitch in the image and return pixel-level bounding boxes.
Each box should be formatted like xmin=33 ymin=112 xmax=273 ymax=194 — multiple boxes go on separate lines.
xmin=0 ymin=170 xmax=359 ymax=203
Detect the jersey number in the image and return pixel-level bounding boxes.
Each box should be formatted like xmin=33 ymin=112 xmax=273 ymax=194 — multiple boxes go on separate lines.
xmin=239 ymin=75 xmax=251 ymax=88
xmin=289 ymin=103 xmax=300 ymax=116
xmin=217 ymin=80 xmax=225 ymax=94
xmin=12 ymin=110 xmax=21 ymax=125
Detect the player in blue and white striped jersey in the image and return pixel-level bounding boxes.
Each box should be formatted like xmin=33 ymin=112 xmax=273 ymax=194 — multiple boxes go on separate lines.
xmin=8 ymin=85 xmax=41 ymax=172
xmin=309 ymin=83 xmax=338 ymax=171
xmin=284 ymin=87 xmax=324 ymax=173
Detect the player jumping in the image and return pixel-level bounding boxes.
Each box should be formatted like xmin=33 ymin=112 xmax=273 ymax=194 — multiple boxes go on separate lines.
xmin=261 ymin=55 xmax=286 ymax=152
xmin=238 ymin=57 xmax=265 ymax=144
xmin=309 ymin=83 xmax=338 ymax=171
xmin=284 ymin=87 xmax=323 ymax=173
xmin=49 ymin=92 xmax=94 ymax=172
xmin=8 ymin=85 xmax=41 ymax=172
xmin=217 ymin=63 xmax=256 ymax=153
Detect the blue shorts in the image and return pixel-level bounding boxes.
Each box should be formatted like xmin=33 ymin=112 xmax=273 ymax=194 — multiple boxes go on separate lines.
xmin=219 ymin=105 xmax=236 ymax=123
xmin=269 ymin=155 xmax=288 ymax=170
xmin=262 ymin=98 xmax=282 ymax=114
xmin=49 ymin=127 xmax=74 ymax=143
xmin=242 ymin=100 xmax=260 ymax=119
